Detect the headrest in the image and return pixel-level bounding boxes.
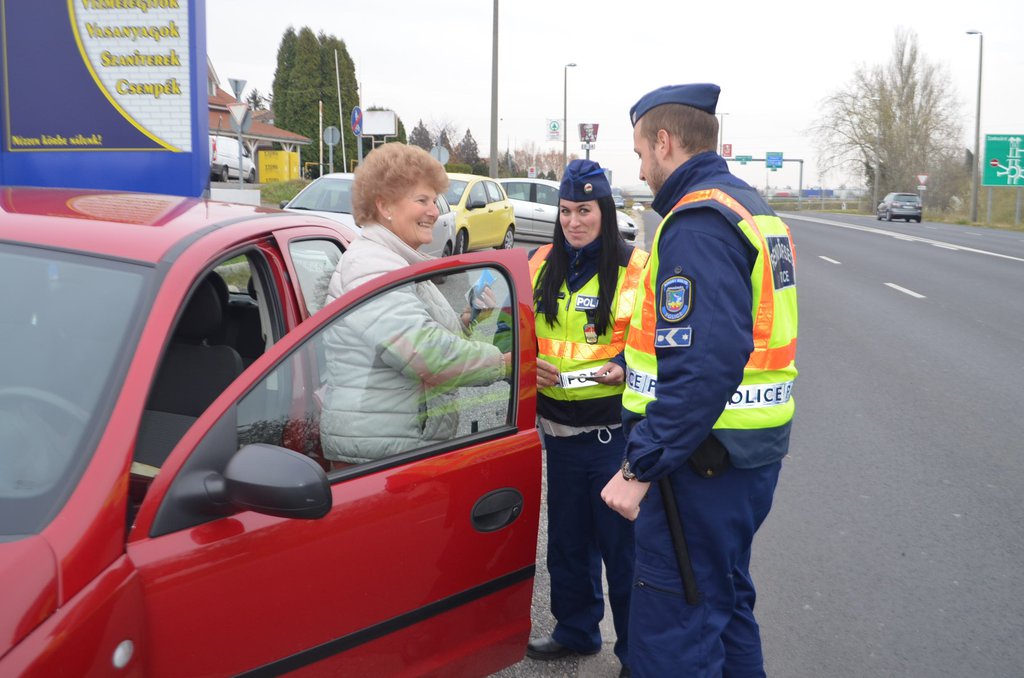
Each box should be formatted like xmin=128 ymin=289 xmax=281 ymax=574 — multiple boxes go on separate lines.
xmin=175 ymin=275 xmax=224 ymax=342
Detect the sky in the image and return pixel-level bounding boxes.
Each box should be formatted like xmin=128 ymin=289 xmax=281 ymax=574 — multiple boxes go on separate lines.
xmin=206 ymin=0 xmax=1023 ymax=194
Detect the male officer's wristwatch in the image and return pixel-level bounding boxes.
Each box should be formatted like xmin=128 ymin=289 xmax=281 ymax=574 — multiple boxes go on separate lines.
xmin=620 ymin=458 xmax=637 ymax=481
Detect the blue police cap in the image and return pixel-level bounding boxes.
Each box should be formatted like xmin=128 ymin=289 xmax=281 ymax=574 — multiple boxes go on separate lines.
xmin=629 ymin=83 xmax=721 ymax=126
xmin=559 ymin=159 xmax=611 ymax=201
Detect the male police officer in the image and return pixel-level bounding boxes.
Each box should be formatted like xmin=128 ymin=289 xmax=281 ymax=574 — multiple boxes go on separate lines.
xmin=601 ymin=84 xmax=798 ymax=677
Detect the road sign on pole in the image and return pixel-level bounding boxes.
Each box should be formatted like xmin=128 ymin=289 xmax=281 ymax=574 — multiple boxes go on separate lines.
xmin=546 ymin=119 xmax=562 ymax=141
xmin=766 ymin=152 xmax=783 ymax=170
xmin=227 ymin=102 xmax=248 ymax=127
xmin=429 ymin=146 xmax=450 ymax=165
xmin=324 ymin=126 xmax=341 ymax=173
xmin=917 ymin=174 xmax=929 ymax=185
xmin=983 ymin=134 xmax=1023 ymax=186
xmin=722 ymin=143 xmax=732 ymax=158
xmin=737 ymin=155 xmax=752 ymax=165
xmin=350 ymin=107 xmax=363 ymax=136
xmin=227 ymin=78 xmax=246 ymax=102
xmin=351 ymin=107 xmax=364 ymax=165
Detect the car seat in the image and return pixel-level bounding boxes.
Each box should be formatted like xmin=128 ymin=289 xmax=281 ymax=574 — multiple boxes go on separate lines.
xmin=134 ymin=273 xmax=244 ymax=469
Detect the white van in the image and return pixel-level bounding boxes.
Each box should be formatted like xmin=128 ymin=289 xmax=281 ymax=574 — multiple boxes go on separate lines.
xmin=209 ymin=135 xmax=256 ymax=183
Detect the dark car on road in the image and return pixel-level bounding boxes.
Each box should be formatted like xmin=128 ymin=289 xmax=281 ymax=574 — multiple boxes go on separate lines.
xmin=877 ymin=192 xmax=922 ymax=222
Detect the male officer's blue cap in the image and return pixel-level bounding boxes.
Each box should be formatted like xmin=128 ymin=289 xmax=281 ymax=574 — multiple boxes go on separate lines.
xmin=629 ymin=83 xmax=721 ymax=126
xmin=560 ymin=159 xmax=611 ymax=201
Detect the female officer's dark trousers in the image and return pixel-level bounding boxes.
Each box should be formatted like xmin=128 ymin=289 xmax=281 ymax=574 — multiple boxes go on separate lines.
xmin=545 ymin=426 xmax=635 ymax=665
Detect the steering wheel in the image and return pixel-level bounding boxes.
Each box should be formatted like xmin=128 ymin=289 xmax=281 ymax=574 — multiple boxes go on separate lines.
xmin=0 ymin=387 xmax=89 ymax=425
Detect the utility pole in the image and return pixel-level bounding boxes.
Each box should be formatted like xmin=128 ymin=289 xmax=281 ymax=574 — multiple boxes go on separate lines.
xmin=489 ymin=0 xmax=499 ymax=178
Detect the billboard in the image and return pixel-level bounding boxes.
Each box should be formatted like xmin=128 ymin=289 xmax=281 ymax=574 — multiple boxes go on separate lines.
xmin=362 ymin=110 xmax=396 ymax=137
xmin=0 ymin=0 xmax=209 ymax=196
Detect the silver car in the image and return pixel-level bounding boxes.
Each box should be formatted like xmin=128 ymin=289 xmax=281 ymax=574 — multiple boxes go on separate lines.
xmin=498 ymin=177 xmax=636 ymax=243
xmin=281 ymin=172 xmax=456 ymax=257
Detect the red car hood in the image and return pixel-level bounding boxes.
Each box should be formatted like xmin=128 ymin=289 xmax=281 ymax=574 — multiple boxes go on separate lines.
xmin=0 ymin=536 xmax=58 ymax=657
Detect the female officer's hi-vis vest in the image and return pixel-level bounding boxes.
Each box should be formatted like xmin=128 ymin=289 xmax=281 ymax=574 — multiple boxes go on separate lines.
xmin=623 ymin=188 xmax=798 ymax=433
xmin=530 ymin=244 xmax=648 ymax=405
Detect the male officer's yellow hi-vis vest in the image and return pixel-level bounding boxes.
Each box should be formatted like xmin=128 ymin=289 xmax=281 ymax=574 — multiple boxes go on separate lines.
xmin=530 ymin=245 xmax=648 ymax=407
xmin=623 ymin=188 xmax=798 ymax=433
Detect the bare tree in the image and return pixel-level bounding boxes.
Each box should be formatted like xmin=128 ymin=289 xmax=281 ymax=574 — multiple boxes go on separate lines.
xmin=811 ymin=29 xmax=967 ymax=210
xmin=429 ymin=121 xmax=459 ymax=154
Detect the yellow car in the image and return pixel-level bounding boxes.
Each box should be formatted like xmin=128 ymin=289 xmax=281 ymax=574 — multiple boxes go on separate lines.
xmin=444 ymin=173 xmax=516 ymax=253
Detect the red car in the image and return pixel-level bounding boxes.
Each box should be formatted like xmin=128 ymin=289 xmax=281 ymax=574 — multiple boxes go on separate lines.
xmin=0 ymin=187 xmax=541 ymax=677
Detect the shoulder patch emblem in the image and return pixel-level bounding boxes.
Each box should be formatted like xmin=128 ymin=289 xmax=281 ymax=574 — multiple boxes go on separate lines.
xmin=659 ymin=275 xmax=692 ymax=322
xmin=655 ymin=327 xmax=692 ymax=348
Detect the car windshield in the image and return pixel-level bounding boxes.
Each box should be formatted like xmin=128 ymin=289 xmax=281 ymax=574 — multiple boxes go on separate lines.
xmin=289 ymin=176 xmax=354 ymax=214
xmin=0 ymin=244 xmax=149 ymax=536
xmin=444 ymin=180 xmax=468 ymax=206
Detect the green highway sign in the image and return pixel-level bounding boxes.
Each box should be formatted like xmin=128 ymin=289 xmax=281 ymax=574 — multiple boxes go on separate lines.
xmin=983 ymin=134 xmax=1023 ymax=186
xmin=766 ymin=151 xmax=783 ymax=169
xmin=737 ymin=155 xmax=753 ymax=164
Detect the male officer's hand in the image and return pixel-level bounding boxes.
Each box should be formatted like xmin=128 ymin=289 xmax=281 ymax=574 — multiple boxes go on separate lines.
xmin=590 ymin=362 xmax=624 ymax=385
xmin=601 ymin=473 xmax=650 ymax=521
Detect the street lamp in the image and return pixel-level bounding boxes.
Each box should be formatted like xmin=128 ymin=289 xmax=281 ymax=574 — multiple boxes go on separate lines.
xmin=870 ymin=97 xmax=882 ymax=214
xmin=967 ymin=30 xmax=983 ymax=223
xmin=489 ymin=0 xmax=499 ymax=178
xmin=562 ymin=62 xmax=576 ymax=176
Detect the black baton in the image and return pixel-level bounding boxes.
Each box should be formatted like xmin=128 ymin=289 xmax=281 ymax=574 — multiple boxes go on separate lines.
xmin=658 ymin=476 xmax=700 ymax=605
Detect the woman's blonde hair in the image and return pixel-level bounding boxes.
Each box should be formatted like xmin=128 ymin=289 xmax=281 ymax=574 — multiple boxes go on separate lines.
xmin=351 ymin=143 xmax=449 ymax=225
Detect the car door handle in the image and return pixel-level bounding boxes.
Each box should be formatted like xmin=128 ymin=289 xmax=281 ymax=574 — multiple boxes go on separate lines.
xmin=534 ymin=207 xmax=544 ymax=212
xmin=471 ymin=488 xmax=524 ymax=532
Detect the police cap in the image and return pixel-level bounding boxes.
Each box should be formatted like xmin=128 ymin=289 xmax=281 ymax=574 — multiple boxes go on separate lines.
xmin=630 ymin=83 xmax=721 ymax=126
xmin=559 ymin=159 xmax=611 ymax=202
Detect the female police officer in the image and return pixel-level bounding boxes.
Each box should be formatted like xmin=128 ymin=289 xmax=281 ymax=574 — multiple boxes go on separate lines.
xmin=525 ymin=159 xmax=647 ymax=678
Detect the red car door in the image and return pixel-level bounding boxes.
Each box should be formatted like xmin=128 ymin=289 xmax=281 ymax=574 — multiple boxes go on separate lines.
xmin=126 ymin=250 xmax=541 ymax=677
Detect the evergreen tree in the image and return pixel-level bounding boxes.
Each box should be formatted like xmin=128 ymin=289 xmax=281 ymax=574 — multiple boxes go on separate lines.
xmin=455 ymin=129 xmax=480 ymax=165
xmin=270 ymin=27 xmax=361 ymax=172
xmin=245 ymin=89 xmax=267 ymax=110
xmin=283 ymin=26 xmax=322 ymax=162
xmin=409 ymin=119 xmax=432 ymax=150
xmin=438 ymin=129 xmax=453 ymax=155
xmin=270 ymin=27 xmax=298 ymax=128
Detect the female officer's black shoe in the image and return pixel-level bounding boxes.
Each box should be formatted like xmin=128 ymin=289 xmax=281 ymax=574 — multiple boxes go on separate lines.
xmin=525 ymin=635 xmax=600 ymax=660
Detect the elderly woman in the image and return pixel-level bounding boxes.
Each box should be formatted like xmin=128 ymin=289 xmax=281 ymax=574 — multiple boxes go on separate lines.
xmin=319 ymin=143 xmax=509 ymax=465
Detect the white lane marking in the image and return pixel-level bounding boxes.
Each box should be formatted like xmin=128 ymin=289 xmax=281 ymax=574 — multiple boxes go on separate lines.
xmin=778 ymin=213 xmax=1024 ymax=264
xmin=931 ymin=243 xmax=959 ymax=250
xmin=818 ymin=256 xmax=841 ymax=264
xmin=885 ymin=283 xmax=926 ymax=299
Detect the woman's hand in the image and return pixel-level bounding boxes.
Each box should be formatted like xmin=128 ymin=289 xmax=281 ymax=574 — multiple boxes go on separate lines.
xmin=461 ymin=286 xmax=499 ymax=330
xmin=536 ymin=358 xmax=560 ymax=388
xmin=470 ymin=285 xmax=498 ymax=311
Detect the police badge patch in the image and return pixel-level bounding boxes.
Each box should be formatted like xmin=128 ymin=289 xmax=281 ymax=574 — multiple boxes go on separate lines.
xmin=659 ymin=276 xmax=692 ymax=322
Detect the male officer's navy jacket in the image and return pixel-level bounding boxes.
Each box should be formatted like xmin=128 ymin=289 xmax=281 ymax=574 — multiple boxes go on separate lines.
xmin=622 ymin=152 xmax=798 ymax=477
